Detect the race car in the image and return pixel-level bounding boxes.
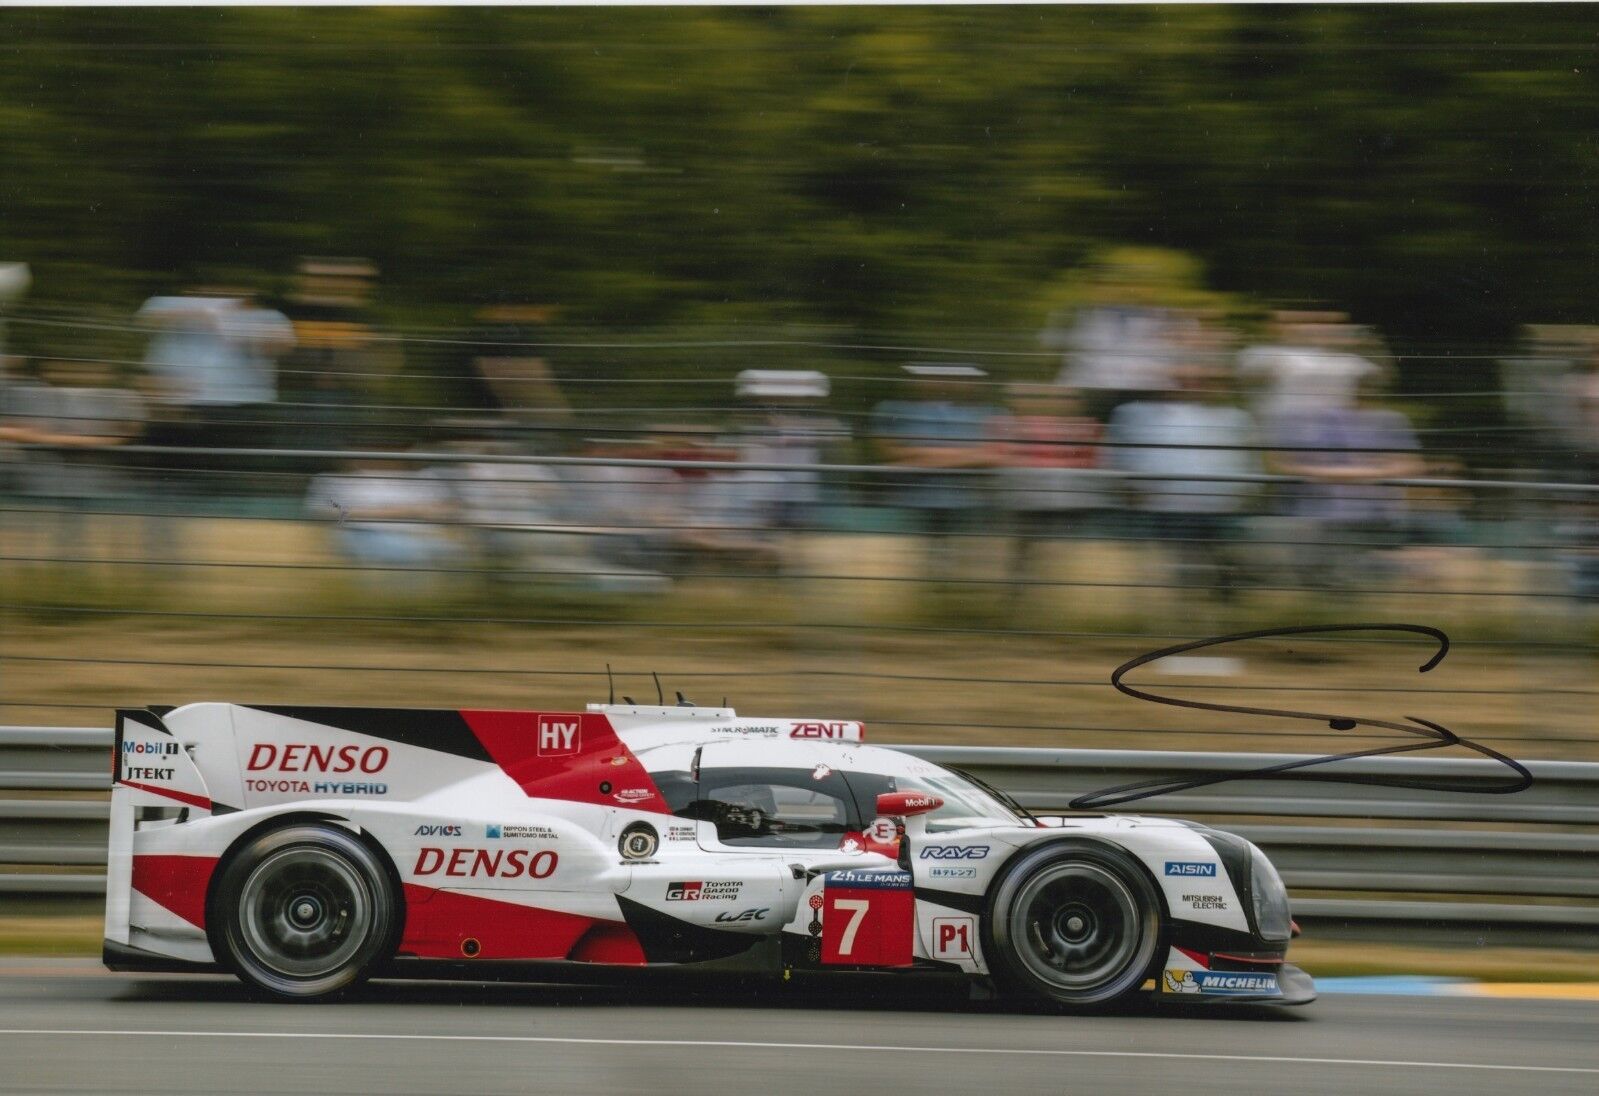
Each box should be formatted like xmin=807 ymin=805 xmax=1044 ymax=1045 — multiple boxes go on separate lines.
xmin=104 ymin=700 xmax=1313 ymax=1007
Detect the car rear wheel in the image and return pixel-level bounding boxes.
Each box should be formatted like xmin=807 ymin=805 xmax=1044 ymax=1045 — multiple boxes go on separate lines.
xmin=213 ymin=823 xmax=397 ymax=1000
xmin=984 ymin=841 xmax=1163 ymax=1009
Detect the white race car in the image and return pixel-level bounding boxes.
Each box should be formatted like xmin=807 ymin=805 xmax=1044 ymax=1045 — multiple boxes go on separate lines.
xmin=105 ymin=701 xmax=1312 ymax=1007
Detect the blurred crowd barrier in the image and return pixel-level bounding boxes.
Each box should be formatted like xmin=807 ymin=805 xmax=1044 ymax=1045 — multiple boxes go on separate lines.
xmin=2 ymin=290 xmax=1597 ymax=597
xmin=1 ymin=285 xmax=1597 ymax=754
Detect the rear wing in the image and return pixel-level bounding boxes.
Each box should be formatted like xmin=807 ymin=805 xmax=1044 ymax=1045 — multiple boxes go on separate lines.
xmin=114 ymin=709 xmax=213 ymax=811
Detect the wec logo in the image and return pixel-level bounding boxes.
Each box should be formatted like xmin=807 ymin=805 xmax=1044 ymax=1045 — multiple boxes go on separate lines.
xmin=538 ymin=717 xmax=579 ymax=756
xmin=919 ymin=845 xmax=989 ymax=860
xmin=1164 ymin=861 xmax=1218 ymax=877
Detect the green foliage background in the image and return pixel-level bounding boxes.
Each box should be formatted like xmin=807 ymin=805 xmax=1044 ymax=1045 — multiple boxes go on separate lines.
xmin=2 ymin=5 xmax=1594 ymax=354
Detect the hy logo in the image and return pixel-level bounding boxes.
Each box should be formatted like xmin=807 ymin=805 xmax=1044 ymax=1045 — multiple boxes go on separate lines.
xmin=537 ymin=717 xmax=580 ymax=756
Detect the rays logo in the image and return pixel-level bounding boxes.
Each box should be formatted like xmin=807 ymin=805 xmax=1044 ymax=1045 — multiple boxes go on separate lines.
xmin=919 ymin=845 xmax=989 ymax=860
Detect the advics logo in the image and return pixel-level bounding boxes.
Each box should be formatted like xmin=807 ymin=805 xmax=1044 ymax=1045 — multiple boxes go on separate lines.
xmin=537 ymin=716 xmax=580 ymax=756
xmin=414 ymin=824 xmax=463 ymax=837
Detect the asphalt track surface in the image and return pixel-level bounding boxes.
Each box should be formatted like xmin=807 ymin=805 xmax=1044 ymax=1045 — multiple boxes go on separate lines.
xmin=0 ymin=961 xmax=1596 ymax=1095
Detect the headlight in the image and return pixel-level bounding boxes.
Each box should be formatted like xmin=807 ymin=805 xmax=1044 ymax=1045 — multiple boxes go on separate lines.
xmin=1249 ymin=844 xmax=1292 ymax=942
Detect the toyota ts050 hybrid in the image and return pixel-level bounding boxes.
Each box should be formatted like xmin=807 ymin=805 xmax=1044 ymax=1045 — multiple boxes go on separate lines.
xmin=105 ymin=701 xmax=1313 ymax=1007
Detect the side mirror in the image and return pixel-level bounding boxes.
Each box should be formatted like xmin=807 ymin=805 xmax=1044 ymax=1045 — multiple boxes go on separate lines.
xmin=876 ymin=790 xmax=943 ymax=818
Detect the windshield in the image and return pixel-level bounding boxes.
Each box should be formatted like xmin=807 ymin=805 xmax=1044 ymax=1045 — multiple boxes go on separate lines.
xmin=909 ymin=769 xmax=1029 ymax=832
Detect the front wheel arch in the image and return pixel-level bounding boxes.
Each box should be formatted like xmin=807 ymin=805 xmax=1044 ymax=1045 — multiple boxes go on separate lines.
xmin=981 ymin=837 xmax=1168 ymax=1009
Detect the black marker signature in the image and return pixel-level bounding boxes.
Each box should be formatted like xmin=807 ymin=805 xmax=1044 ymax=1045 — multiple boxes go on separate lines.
xmin=1068 ymin=623 xmax=1533 ymax=810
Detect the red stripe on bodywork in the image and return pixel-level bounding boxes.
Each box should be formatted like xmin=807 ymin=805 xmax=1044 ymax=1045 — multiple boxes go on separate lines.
xmin=459 ymin=710 xmax=668 ymax=813
xmin=568 ymin=922 xmax=647 ymax=965
xmin=131 ymin=854 xmax=218 ymax=928
xmin=398 ymin=883 xmax=599 ymax=961
xmin=1175 ymin=945 xmax=1211 ymax=969
xmin=119 ymin=780 xmax=211 ymax=811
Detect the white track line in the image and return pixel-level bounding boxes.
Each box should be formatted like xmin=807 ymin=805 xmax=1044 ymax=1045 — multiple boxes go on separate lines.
xmin=0 ymin=1029 xmax=1594 ymax=1075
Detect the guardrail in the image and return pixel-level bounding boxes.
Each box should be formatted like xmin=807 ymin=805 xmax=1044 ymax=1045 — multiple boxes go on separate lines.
xmin=5 ymin=727 xmax=1596 ymax=947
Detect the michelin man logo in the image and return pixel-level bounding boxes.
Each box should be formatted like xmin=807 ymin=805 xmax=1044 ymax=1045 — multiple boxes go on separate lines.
xmin=1164 ymin=969 xmax=1201 ymax=994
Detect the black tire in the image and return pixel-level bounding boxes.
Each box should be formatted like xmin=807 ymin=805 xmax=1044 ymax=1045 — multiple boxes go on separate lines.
xmin=983 ymin=840 xmax=1164 ymax=1009
xmin=212 ymin=823 xmax=397 ymax=1000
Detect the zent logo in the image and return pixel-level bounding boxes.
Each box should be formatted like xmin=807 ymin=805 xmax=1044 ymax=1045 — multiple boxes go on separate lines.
xmin=537 ymin=717 xmax=580 ymax=756
xmin=1164 ymin=861 xmax=1218 ymax=877
xmin=919 ymin=845 xmax=990 ymax=860
xmin=790 ymin=722 xmax=848 ymax=739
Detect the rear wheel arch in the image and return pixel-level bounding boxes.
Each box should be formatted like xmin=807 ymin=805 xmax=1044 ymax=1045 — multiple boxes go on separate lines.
xmin=206 ymin=813 xmax=406 ymax=999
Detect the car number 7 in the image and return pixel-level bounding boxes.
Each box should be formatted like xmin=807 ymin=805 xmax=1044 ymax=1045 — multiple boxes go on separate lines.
xmin=833 ymin=898 xmax=870 ymax=955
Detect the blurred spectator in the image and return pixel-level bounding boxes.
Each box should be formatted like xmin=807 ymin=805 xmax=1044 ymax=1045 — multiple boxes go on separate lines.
xmin=723 ymin=370 xmax=847 ymax=568
xmin=462 ymin=304 xmax=570 ymax=431
xmin=653 ymin=427 xmax=784 ymax=571
xmin=1268 ymin=371 xmax=1423 ymax=588
xmin=1237 ymin=310 xmax=1382 ymax=424
xmin=137 ymin=289 xmax=293 ymax=411
xmin=0 ymin=358 xmax=146 ymax=557
xmin=1046 ymin=304 xmax=1199 ymax=418
xmin=1499 ymin=325 xmax=1593 ymax=479
xmin=1107 ymin=365 xmax=1261 ymax=601
xmin=989 ymin=383 xmax=1103 ymax=588
xmin=558 ymin=438 xmax=682 ymax=575
xmin=304 ymin=449 xmax=459 ymax=571
xmin=280 ymin=258 xmax=386 ymax=451
xmin=871 ymin=363 xmax=1000 ymax=575
xmin=0 ymin=262 xmax=29 ymax=370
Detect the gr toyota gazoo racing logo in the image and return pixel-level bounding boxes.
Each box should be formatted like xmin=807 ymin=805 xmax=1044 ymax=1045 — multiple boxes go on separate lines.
xmin=665 ymin=881 xmax=741 ymax=901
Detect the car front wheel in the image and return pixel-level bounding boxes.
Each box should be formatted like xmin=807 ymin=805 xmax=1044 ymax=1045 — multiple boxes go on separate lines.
xmin=984 ymin=840 xmax=1163 ymax=1009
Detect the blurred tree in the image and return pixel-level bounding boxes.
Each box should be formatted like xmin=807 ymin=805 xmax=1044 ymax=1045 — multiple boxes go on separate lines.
xmin=1 ymin=2 xmax=1596 ymax=407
